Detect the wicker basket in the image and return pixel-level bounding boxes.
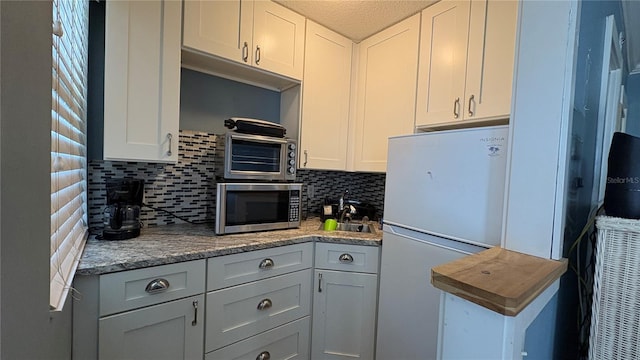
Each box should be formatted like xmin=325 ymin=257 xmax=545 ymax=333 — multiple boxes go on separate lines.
xmin=589 ymin=216 xmax=640 ymax=359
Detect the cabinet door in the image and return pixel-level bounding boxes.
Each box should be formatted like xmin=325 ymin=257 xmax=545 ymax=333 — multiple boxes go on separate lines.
xmin=415 ymin=0 xmax=470 ymax=127
xmin=252 ymin=1 xmax=305 ymax=80
xmin=353 ymin=14 xmax=420 ymax=172
xmin=311 ymin=270 xmax=378 ymax=360
xmin=103 ymin=0 xmax=180 ymax=162
xmin=464 ymin=0 xmax=517 ymax=121
xmin=99 ymin=294 xmax=204 ymax=360
xmin=300 ymin=21 xmax=353 ymax=170
xmin=182 ymin=0 xmax=253 ymax=65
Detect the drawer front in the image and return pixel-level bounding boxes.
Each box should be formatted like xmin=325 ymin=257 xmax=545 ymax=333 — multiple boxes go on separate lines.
xmin=315 ymin=243 xmax=380 ymax=273
xmin=205 ymin=317 xmax=310 ymax=360
xmin=205 ymin=269 xmax=312 ymax=352
xmin=207 ymin=242 xmax=312 ymax=291
xmin=99 ymin=260 xmax=206 ymax=316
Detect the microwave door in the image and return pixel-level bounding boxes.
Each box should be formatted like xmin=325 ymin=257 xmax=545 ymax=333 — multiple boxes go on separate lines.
xmin=216 ymin=183 xmax=301 ymax=235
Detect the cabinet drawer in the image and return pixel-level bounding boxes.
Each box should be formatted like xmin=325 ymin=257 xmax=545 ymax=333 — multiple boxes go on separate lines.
xmin=99 ymin=260 xmax=206 ymax=316
xmin=315 ymin=243 xmax=380 ymax=274
xmin=205 ymin=269 xmax=312 ymax=352
xmin=205 ymin=317 xmax=310 ymax=360
xmin=207 ymin=242 xmax=312 ymax=290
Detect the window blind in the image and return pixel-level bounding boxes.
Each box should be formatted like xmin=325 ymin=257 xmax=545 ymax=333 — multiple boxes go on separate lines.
xmin=50 ymin=0 xmax=89 ymax=311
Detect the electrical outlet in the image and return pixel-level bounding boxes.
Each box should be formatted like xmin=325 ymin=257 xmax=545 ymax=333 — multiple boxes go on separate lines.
xmin=307 ymin=185 xmax=315 ymax=199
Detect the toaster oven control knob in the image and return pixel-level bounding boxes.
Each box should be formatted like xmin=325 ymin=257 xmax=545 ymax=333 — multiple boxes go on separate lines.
xmin=288 ymin=167 xmax=295 ymax=174
xmin=289 ymin=151 xmax=295 ymax=158
xmin=288 ymin=143 xmax=296 ymax=150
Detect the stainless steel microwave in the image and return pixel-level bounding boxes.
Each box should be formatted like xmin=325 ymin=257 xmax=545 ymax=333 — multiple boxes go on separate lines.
xmin=215 ymin=183 xmax=302 ymax=235
xmin=217 ymin=132 xmax=297 ymax=181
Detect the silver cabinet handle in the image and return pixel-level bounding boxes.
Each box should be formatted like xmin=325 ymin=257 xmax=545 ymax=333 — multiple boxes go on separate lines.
xmin=259 ymin=258 xmax=274 ymax=269
xmin=339 ymin=253 xmax=354 ymax=263
xmin=453 ymin=98 xmax=460 ymax=119
xmin=242 ymin=41 xmax=249 ymax=63
xmin=256 ymin=351 xmax=271 ymax=360
xmin=257 ymin=298 xmax=272 ymax=311
xmin=255 ymin=46 xmax=261 ymax=65
xmin=192 ymin=300 xmax=198 ymax=326
xmin=468 ymin=94 xmax=475 ymax=117
xmin=145 ymin=278 xmax=170 ymax=294
xmin=303 ymin=150 xmax=308 ymax=167
xmin=166 ymin=133 xmax=173 ymax=156
xmin=318 ymin=273 xmax=323 ymax=293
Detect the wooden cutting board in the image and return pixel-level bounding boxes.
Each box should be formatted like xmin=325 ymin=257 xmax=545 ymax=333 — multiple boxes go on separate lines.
xmin=431 ymin=247 xmax=567 ymax=316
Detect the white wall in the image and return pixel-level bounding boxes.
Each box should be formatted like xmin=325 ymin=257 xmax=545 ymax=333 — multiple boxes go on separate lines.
xmin=0 ymin=2 xmax=72 ymax=358
xmin=502 ymin=0 xmax=578 ymax=259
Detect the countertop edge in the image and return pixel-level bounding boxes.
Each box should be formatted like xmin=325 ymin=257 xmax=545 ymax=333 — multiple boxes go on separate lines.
xmin=76 ymin=224 xmax=381 ymax=276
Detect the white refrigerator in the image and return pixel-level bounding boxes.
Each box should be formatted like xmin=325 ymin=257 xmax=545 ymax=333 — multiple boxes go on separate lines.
xmin=376 ymin=125 xmax=509 ymax=360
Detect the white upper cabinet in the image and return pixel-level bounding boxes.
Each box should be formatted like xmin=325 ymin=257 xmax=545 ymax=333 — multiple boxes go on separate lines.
xmin=465 ymin=0 xmax=518 ymax=121
xmin=353 ymin=14 xmax=421 ymax=172
xmin=299 ymin=20 xmax=353 ymax=171
xmin=182 ymin=0 xmax=252 ymax=64
xmin=103 ymin=0 xmax=180 ymax=163
xmin=252 ymin=1 xmax=306 ymax=80
xmin=416 ymin=0 xmax=517 ymax=128
xmin=183 ymin=0 xmax=305 ymax=81
xmin=415 ymin=1 xmax=470 ymax=127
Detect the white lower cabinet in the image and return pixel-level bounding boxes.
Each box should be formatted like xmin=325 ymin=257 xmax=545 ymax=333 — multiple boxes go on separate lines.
xmin=73 ymin=242 xmax=381 ymax=360
xmin=72 ymin=260 xmax=206 ymax=360
xmin=311 ymin=244 xmax=380 ymax=360
xmin=204 ymin=244 xmax=313 ymax=358
xmin=99 ymin=294 xmax=204 ymax=360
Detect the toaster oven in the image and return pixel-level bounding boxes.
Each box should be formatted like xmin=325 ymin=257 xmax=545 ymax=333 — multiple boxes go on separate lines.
xmin=217 ymin=132 xmax=297 ymax=182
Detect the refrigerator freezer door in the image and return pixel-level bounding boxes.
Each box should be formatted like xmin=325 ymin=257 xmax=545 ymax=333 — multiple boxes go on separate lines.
xmin=384 ymin=126 xmax=508 ymax=247
xmin=376 ymin=227 xmax=484 ymax=360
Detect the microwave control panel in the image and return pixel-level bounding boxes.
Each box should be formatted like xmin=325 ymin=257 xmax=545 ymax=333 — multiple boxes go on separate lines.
xmin=289 ymin=190 xmax=300 ymax=223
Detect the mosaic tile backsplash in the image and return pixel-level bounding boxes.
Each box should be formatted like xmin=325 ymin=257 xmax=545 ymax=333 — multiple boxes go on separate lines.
xmin=88 ymin=131 xmax=386 ymax=234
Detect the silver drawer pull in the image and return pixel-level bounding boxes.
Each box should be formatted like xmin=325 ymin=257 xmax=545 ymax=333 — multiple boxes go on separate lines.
xmin=145 ymin=278 xmax=170 ymax=294
xmin=259 ymin=258 xmax=274 ymax=269
xmin=257 ymin=298 xmax=273 ymax=311
xmin=256 ymin=351 xmax=271 ymax=360
xmin=192 ymin=300 xmax=198 ymax=326
xmin=339 ymin=253 xmax=354 ymax=263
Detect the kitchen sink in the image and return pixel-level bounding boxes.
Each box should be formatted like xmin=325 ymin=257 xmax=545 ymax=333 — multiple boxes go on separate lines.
xmin=319 ymin=222 xmax=377 ymax=234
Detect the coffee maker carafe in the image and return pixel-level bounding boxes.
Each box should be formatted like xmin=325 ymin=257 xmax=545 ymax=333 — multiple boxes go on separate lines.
xmin=102 ymin=179 xmax=144 ymax=240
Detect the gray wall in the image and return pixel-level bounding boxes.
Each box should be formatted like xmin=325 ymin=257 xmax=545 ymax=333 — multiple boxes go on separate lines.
xmin=179 ymin=68 xmax=281 ymax=133
xmin=553 ymin=1 xmax=626 ymax=358
xmin=0 ymin=1 xmax=72 ymax=359
xmin=625 ymin=72 xmax=640 ymax=137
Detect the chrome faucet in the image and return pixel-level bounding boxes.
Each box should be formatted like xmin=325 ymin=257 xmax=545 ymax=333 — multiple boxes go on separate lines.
xmin=338 ymin=189 xmax=350 ymax=212
xmin=338 ymin=189 xmax=353 ymax=223
xmin=339 ymin=205 xmax=355 ymax=223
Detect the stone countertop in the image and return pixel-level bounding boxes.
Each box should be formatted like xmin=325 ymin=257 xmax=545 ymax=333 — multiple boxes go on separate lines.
xmin=77 ymin=218 xmax=382 ymax=276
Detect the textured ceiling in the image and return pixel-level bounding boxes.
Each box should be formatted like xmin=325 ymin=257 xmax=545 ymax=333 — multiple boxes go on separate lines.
xmin=274 ymin=0 xmax=437 ymax=42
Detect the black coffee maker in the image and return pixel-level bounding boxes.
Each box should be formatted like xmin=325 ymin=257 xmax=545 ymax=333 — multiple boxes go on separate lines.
xmin=102 ymin=179 xmax=144 ymax=240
